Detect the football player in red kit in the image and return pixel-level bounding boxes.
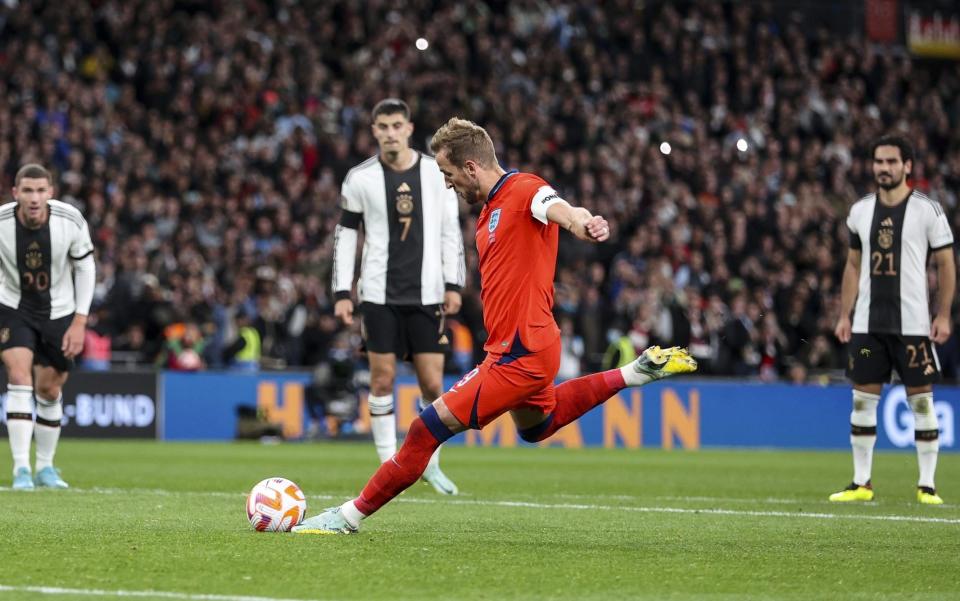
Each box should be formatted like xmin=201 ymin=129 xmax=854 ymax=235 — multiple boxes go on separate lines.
xmin=295 ymin=118 xmax=697 ymax=534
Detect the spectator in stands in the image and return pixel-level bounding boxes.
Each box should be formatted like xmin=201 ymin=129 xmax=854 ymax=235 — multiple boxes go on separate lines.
xmin=112 ymin=323 xmax=150 ymax=368
xmin=80 ymin=304 xmax=112 ymax=372
xmin=0 ymin=1 xmax=957 ymax=383
xmin=222 ymin=309 xmax=261 ymax=372
xmin=158 ymin=322 xmax=207 ymax=372
xmin=558 ymin=317 xmax=585 ymax=381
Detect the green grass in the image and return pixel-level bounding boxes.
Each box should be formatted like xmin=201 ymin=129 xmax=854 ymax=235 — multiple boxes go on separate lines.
xmin=1 ymin=441 xmax=959 ymax=601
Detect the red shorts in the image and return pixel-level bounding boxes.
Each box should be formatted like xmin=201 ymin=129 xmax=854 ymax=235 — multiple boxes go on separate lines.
xmin=442 ymin=337 xmax=561 ymax=429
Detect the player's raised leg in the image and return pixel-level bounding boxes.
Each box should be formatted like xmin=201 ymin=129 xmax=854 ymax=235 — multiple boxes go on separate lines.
xmin=412 ymin=351 xmax=458 ymax=495
xmin=32 ymin=365 xmax=69 ymax=489
xmin=516 ymin=345 xmax=697 ymax=443
xmin=2 ymin=347 xmax=36 ymax=490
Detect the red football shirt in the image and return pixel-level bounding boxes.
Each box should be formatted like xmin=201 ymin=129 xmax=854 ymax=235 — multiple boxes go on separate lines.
xmin=476 ymin=171 xmax=562 ymax=354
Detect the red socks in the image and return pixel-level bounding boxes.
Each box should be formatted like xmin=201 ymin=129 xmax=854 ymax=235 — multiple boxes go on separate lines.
xmin=354 ymin=417 xmax=441 ymax=516
xmin=520 ymin=369 xmax=625 ymax=442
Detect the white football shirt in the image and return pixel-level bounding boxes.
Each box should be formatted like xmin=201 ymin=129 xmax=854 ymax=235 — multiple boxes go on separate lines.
xmin=332 ymin=153 xmax=465 ymax=305
xmin=0 ymin=200 xmax=95 ymax=320
xmin=847 ymin=190 xmax=953 ymax=336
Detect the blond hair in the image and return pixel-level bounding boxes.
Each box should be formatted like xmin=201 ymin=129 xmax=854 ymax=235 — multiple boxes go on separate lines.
xmin=430 ymin=117 xmax=497 ymax=168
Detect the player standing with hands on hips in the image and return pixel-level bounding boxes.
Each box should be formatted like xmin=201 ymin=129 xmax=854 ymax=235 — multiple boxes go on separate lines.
xmin=294 ymin=118 xmax=696 ymax=534
xmin=331 ymin=99 xmax=466 ymax=495
xmin=832 ymin=135 xmax=955 ymax=505
xmin=1 ymin=164 xmax=95 ymax=489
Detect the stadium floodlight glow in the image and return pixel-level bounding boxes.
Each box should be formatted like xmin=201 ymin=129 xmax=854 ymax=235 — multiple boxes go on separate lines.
xmin=736 ymin=138 xmax=748 ymax=152
xmin=659 ymin=141 xmax=671 ymax=155
xmin=416 ymin=38 xmax=429 ymax=51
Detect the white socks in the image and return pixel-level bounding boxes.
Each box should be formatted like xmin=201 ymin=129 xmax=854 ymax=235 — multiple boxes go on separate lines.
xmin=6 ymin=387 xmax=64 ymax=473
xmin=5 ymin=385 xmax=35 ymax=473
xmin=851 ymin=437 xmax=876 ymax=487
xmin=909 ymin=392 xmax=940 ymax=489
xmin=917 ymin=440 xmax=939 ymax=489
xmin=619 ymin=363 xmax=653 ymax=387
xmin=367 ymin=393 xmax=396 ymax=463
xmin=34 ymin=392 xmax=63 ymax=471
xmin=339 ymin=499 xmax=365 ymax=528
xmin=848 ymin=390 xmax=941 ymax=489
xmin=850 ymin=390 xmax=880 ymax=486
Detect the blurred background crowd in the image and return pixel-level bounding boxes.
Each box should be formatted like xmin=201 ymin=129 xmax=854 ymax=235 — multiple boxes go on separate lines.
xmin=1 ymin=0 xmax=959 ymax=383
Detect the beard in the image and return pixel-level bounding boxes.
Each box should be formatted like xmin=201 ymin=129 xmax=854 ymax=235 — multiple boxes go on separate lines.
xmin=464 ymin=182 xmax=483 ymax=204
xmin=876 ymin=172 xmax=904 ymax=190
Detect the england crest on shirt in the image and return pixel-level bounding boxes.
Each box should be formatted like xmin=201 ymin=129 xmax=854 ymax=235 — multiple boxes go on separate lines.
xmin=489 ymin=208 xmax=501 ymax=232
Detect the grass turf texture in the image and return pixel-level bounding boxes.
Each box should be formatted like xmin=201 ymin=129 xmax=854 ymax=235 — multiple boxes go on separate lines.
xmin=1 ymin=441 xmax=958 ymax=601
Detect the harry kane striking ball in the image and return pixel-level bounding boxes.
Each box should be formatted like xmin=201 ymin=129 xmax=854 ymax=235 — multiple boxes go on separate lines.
xmin=294 ymin=118 xmax=697 ymax=534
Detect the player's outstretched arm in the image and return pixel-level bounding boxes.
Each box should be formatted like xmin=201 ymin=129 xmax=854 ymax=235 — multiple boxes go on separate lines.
xmin=545 ymin=201 xmax=610 ymax=243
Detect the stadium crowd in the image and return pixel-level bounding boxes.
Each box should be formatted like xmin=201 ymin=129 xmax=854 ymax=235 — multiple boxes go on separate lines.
xmin=1 ymin=0 xmax=959 ymax=382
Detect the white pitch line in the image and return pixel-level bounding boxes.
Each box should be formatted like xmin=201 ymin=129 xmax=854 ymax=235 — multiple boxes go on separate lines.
xmin=655 ymin=494 xmax=863 ymax=506
xmin=2 ymin=486 xmax=958 ymax=525
xmin=0 ymin=584 xmax=330 ymax=601
xmin=395 ymin=496 xmax=960 ymax=525
xmin=552 ymin=492 xmax=813 ymax=505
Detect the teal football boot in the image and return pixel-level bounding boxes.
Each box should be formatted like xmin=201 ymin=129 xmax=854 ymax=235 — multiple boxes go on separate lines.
xmin=12 ymin=467 xmax=34 ymax=490
xmin=34 ymin=466 xmax=69 ymax=489
xmin=292 ymin=507 xmax=359 ymax=535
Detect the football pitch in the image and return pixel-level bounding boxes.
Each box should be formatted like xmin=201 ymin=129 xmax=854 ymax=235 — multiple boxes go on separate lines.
xmin=1 ymin=441 xmax=958 ymax=601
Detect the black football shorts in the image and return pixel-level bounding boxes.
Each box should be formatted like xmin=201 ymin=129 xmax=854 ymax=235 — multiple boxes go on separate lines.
xmin=0 ymin=304 xmax=75 ymax=372
xmin=359 ymin=302 xmax=448 ymax=357
xmin=846 ymin=332 xmax=940 ymax=387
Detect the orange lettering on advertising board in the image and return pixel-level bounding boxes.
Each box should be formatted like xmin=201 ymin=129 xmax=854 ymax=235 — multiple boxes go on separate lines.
xmin=603 ymin=390 xmax=642 ymax=448
xmin=661 ymin=388 xmax=699 ymax=450
xmin=257 ymin=381 xmax=304 ymax=439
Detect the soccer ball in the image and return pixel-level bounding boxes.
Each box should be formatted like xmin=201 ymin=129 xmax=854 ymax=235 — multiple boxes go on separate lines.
xmin=246 ymin=477 xmax=307 ymax=532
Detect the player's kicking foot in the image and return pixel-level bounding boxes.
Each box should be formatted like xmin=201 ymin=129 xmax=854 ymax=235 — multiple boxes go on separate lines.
xmin=829 ymin=481 xmax=874 ymax=502
xmin=917 ymin=486 xmax=944 ymax=505
xmin=421 ymin=464 xmax=459 ymax=495
xmin=12 ymin=467 xmax=34 ymax=491
xmin=292 ymin=507 xmax=359 ymax=535
xmin=34 ymin=467 xmax=69 ymax=489
xmin=626 ymin=346 xmax=697 ymax=384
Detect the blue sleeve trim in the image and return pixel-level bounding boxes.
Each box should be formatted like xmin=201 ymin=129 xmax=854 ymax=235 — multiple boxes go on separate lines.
xmin=518 ymin=414 xmax=554 ymax=443
xmin=420 ymin=405 xmax=455 ymax=443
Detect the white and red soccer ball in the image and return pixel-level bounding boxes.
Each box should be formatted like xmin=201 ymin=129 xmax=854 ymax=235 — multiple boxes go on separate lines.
xmin=246 ymin=477 xmax=306 ymax=532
